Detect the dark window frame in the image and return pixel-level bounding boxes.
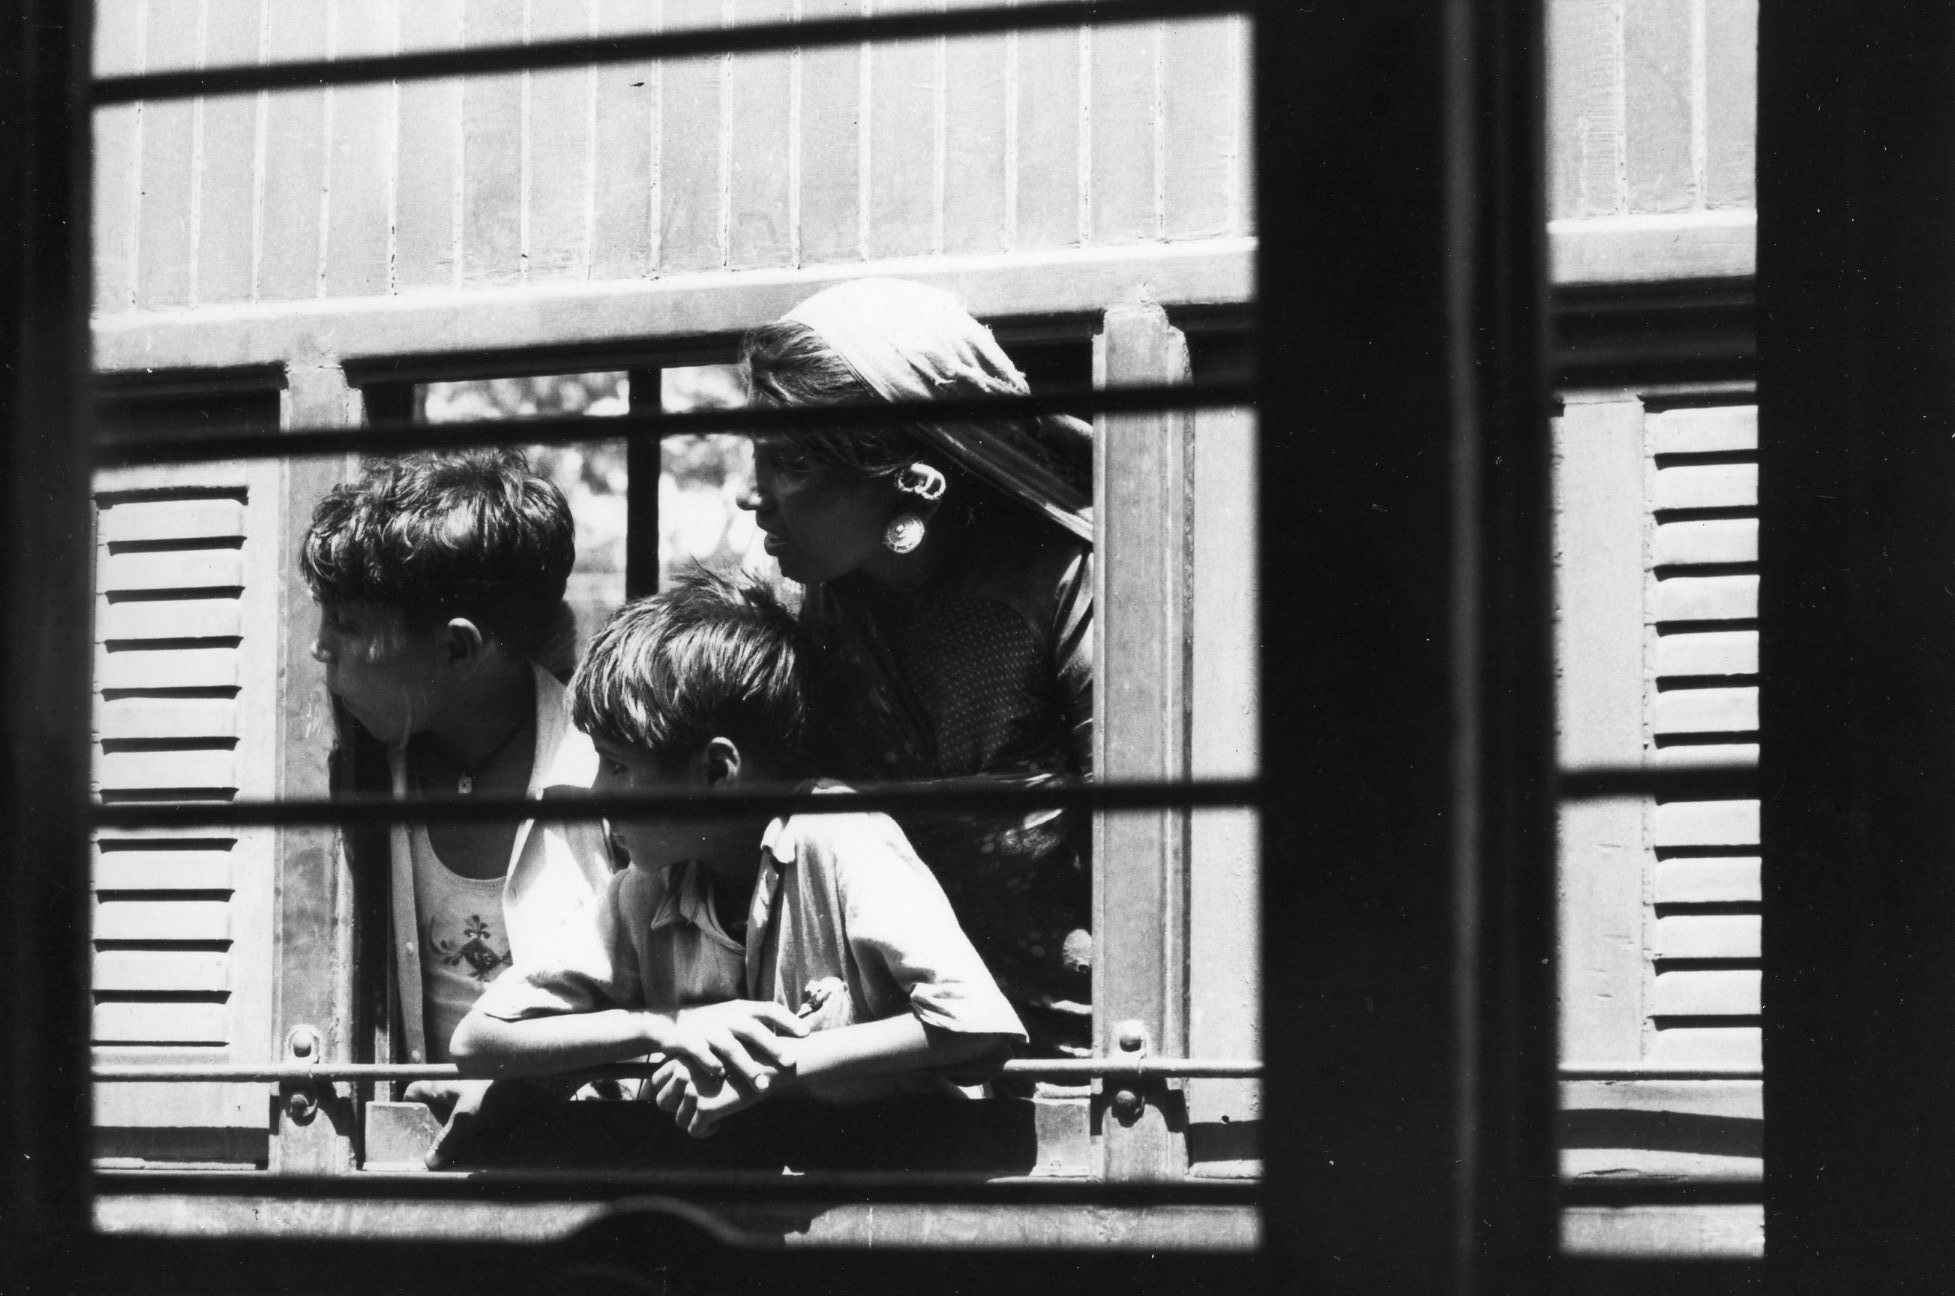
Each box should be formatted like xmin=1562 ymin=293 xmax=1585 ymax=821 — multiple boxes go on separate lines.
xmin=17 ymin=0 xmax=1845 ymax=1289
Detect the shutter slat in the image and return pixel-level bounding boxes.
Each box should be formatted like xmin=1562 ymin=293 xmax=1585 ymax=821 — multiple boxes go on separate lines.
xmin=1653 ymin=463 xmax=1757 ymax=511
xmin=1646 ymin=406 xmax=1758 ymax=454
xmin=1652 ymin=970 xmax=1760 ymax=1016
xmin=1653 ymin=518 xmax=1757 ymax=566
xmin=97 ymin=596 xmax=242 ymax=641
xmin=101 ymin=549 xmax=245 ymax=592
xmin=1652 ymin=799 xmax=1759 ymax=847
xmin=1653 ymin=687 xmax=1758 ymax=734
xmin=1652 ymin=742 xmax=1759 ymax=768
xmin=1652 ymin=575 xmax=1758 ymax=623
xmin=1647 ymin=1027 xmax=1760 ymax=1070
xmin=93 ymin=848 xmax=235 ymax=890
xmin=92 ymin=461 xmax=250 ymax=493
xmin=93 ymin=899 xmax=232 ymax=942
xmin=92 ymin=1001 xmax=229 ymax=1045
xmin=93 ymin=950 xmax=230 ymax=992
xmin=96 ymin=646 xmax=240 ymax=690
xmin=97 ymin=697 xmax=239 ymax=740
xmin=1654 ymin=857 xmax=1761 ymax=904
xmin=96 ymin=749 xmax=237 ymax=790
xmin=1653 ymin=630 xmax=1757 ymax=678
xmin=1654 ymin=915 xmax=1761 ymax=960
xmin=97 ymin=499 xmax=247 ymax=543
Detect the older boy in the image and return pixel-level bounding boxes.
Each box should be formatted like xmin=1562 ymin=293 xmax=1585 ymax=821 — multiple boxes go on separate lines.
xmin=303 ymin=450 xmax=616 ymax=1142
xmin=450 ymin=570 xmax=1024 ymax=1140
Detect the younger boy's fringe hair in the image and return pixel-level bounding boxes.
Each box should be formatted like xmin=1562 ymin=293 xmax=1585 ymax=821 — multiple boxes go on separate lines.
xmin=570 ymin=566 xmax=808 ymax=775
xmin=300 ymin=448 xmax=575 ymax=660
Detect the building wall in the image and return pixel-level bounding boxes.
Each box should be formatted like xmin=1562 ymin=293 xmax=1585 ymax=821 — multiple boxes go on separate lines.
xmin=1547 ymin=0 xmax=1758 ymax=283
xmin=91 ymin=3 xmax=1252 ymax=315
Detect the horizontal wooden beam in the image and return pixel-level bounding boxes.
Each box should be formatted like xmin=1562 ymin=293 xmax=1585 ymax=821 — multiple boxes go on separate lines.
xmin=93 ymin=243 xmax=1256 ymax=376
xmin=95 ymin=1193 xmax=1259 ymax=1250
xmin=1549 ymin=211 xmax=1756 ymax=285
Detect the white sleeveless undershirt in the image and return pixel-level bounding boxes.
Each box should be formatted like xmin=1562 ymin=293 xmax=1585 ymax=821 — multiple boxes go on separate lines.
xmin=408 ymin=823 xmax=513 ymax=1063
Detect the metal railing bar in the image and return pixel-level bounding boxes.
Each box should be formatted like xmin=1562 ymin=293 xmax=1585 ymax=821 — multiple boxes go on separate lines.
xmin=93 ymin=0 xmax=1253 ymax=106
xmin=94 ymin=1058 xmax=1261 ymax=1083
xmin=90 ymin=777 xmax=1264 ymax=831
xmin=1557 ymin=765 xmax=1760 ymax=801
xmin=1558 ymin=1179 xmax=1762 ymax=1207
xmin=91 ymin=381 xmax=1260 ymax=468
xmin=1557 ymin=1068 xmax=1763 ymax=1082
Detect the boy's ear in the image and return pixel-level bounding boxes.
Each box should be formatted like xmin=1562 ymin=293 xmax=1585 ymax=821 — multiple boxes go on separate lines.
xmin=702 ymin=736 xmax=742 ymax=790
xmin=443 ymin=618 xmax=489 ymax=670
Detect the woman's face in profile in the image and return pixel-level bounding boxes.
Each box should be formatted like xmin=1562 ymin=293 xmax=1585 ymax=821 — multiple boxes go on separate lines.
xmin=741 ymin=439 xmax=895 ymax=584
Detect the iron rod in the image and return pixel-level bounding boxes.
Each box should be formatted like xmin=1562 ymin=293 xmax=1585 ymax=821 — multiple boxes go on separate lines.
xmin=91 ymin=381 xmax=1259 ymax=468
xmin=91 ymin=777 xmax=1264 ymax=831
xmin=95 ymin=1058 xmax=1262 ymax=1083
xmin=93 ymin=1 xmax=1252 ymax=105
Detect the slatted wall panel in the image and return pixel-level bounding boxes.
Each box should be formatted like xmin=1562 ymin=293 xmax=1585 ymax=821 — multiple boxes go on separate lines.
xmin=1555 ymin=395 xmax=1763 ymax=1256
xmin=91 ymin=3 xmax=1253 ymax=310
xmin=1644 ymin=404 xmax=1760 ymax=1072
xmin=91 ymin=458 xmax=279 ymax=1166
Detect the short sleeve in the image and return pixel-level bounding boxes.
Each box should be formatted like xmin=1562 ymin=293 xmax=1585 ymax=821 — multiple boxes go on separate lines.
xmin=470 ymin=869 xmax=644 ymax=1022
xmin=824 ymin=813 xmax=1028 ymax=1041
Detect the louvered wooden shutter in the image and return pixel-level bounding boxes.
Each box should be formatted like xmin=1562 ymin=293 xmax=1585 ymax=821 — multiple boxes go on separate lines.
xmin=1555 ymin=397 xmax=1762 ymax=1254
xmin=1644 ymin=404 xmax=1761 ymax=1069
xmin=91 ymin=456 xmax=279 ymax=1166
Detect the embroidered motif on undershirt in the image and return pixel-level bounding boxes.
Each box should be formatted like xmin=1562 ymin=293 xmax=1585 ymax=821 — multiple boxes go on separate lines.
xmin=409 ymin=823 xmax=512 ymax=1062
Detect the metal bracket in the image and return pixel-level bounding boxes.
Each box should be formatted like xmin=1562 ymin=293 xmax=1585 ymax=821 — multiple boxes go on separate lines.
xmin=280 ymin=1024 xmax=325 ymax=1124
xmin=1107 ymin=1019 xmax=1151 ymax=1124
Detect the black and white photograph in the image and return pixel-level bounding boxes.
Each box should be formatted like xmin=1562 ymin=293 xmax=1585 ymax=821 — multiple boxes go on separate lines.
xmin=3 ymin=1 xmax=1949 ymax=1291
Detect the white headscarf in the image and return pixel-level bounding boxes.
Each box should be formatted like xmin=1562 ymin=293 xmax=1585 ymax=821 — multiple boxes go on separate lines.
xmin=784 ymin=279 xmax=1094 ymax=543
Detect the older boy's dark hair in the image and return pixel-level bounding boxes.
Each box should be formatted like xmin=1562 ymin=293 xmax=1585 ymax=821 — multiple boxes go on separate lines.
xmin=301 ymin=449 xmax=575 ymax=659
xmin=571 ymin=568 xmax=808 ymax=775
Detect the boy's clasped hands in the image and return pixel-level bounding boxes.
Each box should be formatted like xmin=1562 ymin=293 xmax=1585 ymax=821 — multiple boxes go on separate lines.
xmin=649 ymin=977 xmax=846 ymax=1136
xmin=646 ymin=998 xmax=807 ymax=1138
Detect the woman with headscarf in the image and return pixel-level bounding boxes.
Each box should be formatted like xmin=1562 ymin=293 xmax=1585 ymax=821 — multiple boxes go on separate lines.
xmin=739 ymin=278 xmax=1094 ymax=1060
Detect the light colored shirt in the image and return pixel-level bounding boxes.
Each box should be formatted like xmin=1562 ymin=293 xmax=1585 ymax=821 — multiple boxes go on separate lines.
xmin=386 ymin=665 xmax=616 ymax=1064
xmin=472 ymin=781 xmax=1026 ymax=1100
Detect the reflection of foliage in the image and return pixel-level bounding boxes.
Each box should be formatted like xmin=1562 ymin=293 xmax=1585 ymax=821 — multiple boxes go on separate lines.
xmin=417 ymin=368 xmax=767 ymax=630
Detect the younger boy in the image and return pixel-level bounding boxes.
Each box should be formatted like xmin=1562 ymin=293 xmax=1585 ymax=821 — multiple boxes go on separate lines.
xmin=303 ymin=450 xmax=616 ymax=1139
xmin=450 ymin=570 xmax=1024 ymax=1140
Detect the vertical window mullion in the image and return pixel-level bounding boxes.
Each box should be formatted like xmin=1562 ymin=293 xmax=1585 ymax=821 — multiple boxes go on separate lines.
xmin=624 ymin=366 xmax=663 ymax=598
xmin=265 ymin=361 xmax=359 ymax=1173
xmin=1092 ymin=302 xmax=1194 ymax=1182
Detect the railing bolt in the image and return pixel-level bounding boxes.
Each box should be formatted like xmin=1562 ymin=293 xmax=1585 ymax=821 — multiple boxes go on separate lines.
xmin=1115 ymin=1020 xmax=1148 ymax=1053
xmin=1110 ymin=1087 xmax=1145 ymax=1122
xmin=284 ymin=1024 xmax=322 ymax=1062
xmin=286 ymin=1088 xmax=318 ymax=1124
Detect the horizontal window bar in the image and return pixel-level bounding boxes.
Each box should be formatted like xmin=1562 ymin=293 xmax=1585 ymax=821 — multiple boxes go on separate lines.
xmin=92 ymin=381 xmax=1258 ymax=468
xmin=1559 ymin=1180 xmax=1762 ymax=1207
xmin=89 ymin=778 xmax=1265 ymax=831
xmin=93 ymin=0 xmax=1252 ymax=106
xmin=94 ymin=1058 xmax=1261 ymax=1083
xmin=1557 ymin=1068 xmax=1762 ymax=1081
xmin=1557 ymin=765 xmax=1760 ymax=801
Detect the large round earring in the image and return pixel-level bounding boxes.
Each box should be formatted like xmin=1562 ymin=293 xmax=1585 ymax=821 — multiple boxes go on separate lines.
xmin=884 ymin=512 xmax=926 ymax=554
xmin=896 ymin=462 xmax=948 ymax=501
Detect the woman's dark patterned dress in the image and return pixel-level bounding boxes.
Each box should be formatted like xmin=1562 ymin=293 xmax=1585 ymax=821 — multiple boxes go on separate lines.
xmin=800 ymin=510 xmax=1094 ymax=1057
